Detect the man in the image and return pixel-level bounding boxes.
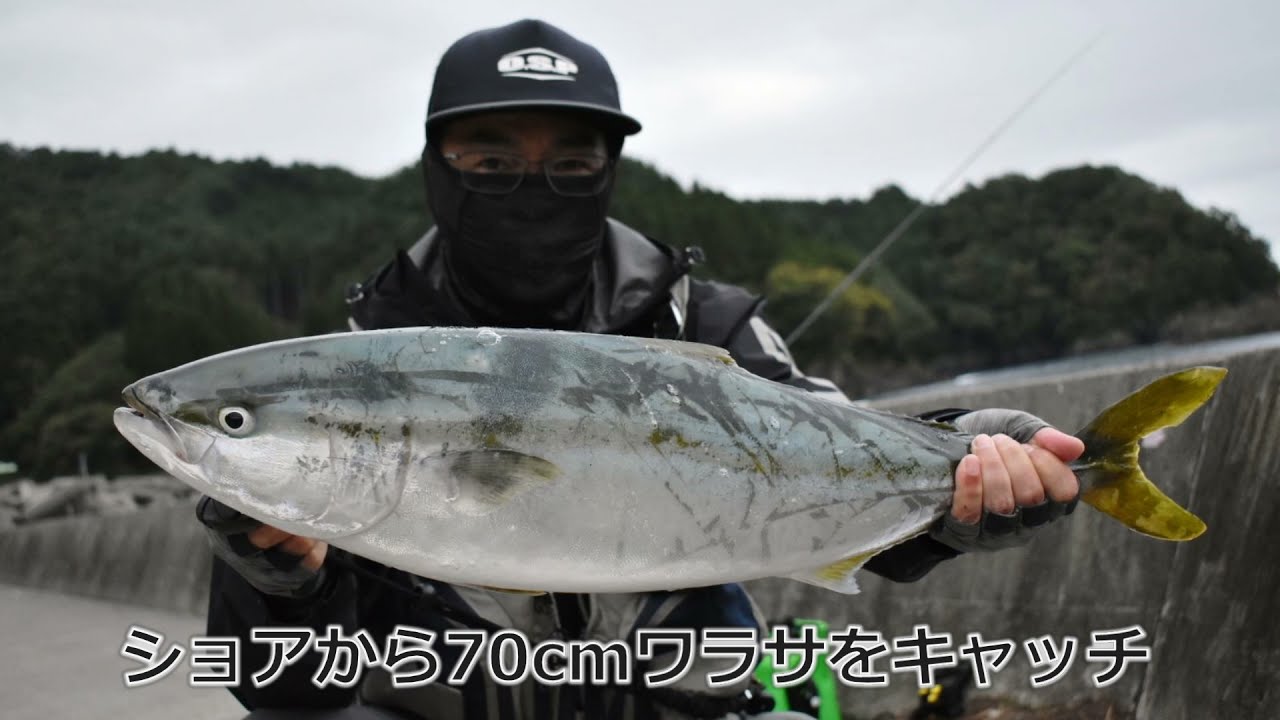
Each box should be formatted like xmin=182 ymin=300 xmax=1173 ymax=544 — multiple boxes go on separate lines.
xmin=199 ymin=19 xmax=1082 ymax=720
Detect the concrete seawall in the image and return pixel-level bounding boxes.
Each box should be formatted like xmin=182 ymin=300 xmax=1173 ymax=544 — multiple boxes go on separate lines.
xmin=745 ymin=342 xmax=1279 ymax=718
xmin=1 ymin=343 xmax=1275 ymax=718
xmin=0 ymin=499 xmax=211 ymax=616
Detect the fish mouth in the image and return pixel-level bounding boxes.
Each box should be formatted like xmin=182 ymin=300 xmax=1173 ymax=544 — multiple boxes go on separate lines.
xmin=123 ymin=385 xmax=150 ymax=417
xmin=115 ymin=383 xmax=209 ymax=466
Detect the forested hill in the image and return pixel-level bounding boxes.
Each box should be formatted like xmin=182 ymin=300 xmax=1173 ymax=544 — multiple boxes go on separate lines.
xmin=2 ymin=144 xmax=1277 ymax=478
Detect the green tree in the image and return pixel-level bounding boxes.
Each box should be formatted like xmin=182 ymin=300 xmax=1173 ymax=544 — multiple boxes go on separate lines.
xmin=123 ymin=267 xmax=290 ymax=377
xmin=763 ymin=261 xmax=897 ymax=362
xmin=0 ymin=333 xmax=135 ymax=478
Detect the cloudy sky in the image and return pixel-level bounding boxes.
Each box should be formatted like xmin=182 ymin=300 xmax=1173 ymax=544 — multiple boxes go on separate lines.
xmin=4 ymin=0 xmax=1277 ymax=260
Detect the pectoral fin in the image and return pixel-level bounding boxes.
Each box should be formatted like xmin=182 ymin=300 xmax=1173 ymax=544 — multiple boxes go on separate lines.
xmin=785 ymin=550 xmax=879 ymax=594
xmin=447 ymin=448 xmax=560 ymax=513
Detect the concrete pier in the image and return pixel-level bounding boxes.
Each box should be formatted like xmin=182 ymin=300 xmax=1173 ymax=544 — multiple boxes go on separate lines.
xmin=0 ymin=583 xmax=242 ymax=720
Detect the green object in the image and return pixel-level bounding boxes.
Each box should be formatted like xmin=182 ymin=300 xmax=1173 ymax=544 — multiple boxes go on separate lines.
xmin=0 ymin=462 xmax=16 ymax=475
xmin=754 ymin=618 xmax=841 ymax=720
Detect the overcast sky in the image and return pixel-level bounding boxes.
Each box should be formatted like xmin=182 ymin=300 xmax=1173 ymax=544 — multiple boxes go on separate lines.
xmin=4 ymin=0 xmax=1277 ymax=261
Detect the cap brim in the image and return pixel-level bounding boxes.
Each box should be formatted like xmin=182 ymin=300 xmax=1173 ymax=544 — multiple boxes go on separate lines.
xmin=427 ymin=100 xmax=642 ymax=136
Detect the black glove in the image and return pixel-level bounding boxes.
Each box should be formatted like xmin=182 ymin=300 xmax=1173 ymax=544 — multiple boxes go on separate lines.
xmin=197 ymin=495 xmax=328 ymax=599
xmin=928 ymin=409 xmax=1079 ymax=553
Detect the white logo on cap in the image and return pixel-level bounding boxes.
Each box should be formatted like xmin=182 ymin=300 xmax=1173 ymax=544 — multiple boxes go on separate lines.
xmin=497 ymin=47 xmax=578 ymax=81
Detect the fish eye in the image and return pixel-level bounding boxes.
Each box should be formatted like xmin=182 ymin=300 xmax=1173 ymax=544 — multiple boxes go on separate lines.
xmin=217 ymin=406 xmax=255 ymax=437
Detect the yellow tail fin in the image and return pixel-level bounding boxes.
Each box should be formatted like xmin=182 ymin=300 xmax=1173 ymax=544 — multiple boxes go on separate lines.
xmin=1074 ymin=366 xmax=1226 ymax=541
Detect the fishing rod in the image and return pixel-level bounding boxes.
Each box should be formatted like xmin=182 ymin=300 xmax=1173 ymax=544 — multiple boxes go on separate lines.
xmin=784 ymin=34 xmax=1104 ymax=346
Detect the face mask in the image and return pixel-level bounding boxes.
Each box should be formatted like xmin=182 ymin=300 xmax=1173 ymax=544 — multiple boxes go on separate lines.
xmin=424 ymin=148 xmax=613 ymax=328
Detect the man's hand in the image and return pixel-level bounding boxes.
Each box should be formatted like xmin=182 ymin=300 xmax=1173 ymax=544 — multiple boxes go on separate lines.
xmin=244 ymin=524 xmax=329 ymax=572
xmin=931 ymin=410 xmax=1084 ymax=553
xmin=950 ymin=429 xmax=1083 ymax=523
xmin=197 ymin=496 xmax=330 ymax=598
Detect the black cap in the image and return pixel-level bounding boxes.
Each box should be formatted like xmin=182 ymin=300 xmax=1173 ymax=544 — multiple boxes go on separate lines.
xmin=426 ymin=19 xmax=642 ymax=143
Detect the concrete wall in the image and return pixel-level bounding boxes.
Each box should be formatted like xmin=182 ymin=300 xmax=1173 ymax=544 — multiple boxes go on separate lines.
xmin=745 ymin=344 xmax=1280 ymax=719
xmin=0 ymin=499 xmax=211 ymax=616
xmin=1 ymin=344 xmax=1275 ymax=718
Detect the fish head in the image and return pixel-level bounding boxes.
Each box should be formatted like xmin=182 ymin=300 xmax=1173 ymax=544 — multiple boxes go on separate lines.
xmin=113 ymin=340 xmax=413 ymax=540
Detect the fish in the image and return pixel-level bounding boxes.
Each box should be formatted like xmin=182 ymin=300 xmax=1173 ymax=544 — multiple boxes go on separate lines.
xmin=112 ymin=326 xmax=1221 ymax=594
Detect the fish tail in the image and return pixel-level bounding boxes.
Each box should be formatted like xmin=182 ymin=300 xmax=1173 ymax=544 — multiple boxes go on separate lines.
xmin=1072 ymin=366 xmax=1226 ymax=541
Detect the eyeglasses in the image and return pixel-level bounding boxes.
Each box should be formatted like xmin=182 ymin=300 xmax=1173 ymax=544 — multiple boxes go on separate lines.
xmin=441 ymin=150 xmax=611 ymax=196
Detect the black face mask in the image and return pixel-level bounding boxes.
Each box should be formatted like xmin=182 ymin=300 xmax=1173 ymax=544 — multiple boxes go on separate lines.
xmin=424 ymin=148 xmax=613 ymax=329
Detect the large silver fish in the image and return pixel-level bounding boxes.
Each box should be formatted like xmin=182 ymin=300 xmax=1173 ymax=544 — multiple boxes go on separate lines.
xmin=113 ymin=327 xmax=1220 ymax=594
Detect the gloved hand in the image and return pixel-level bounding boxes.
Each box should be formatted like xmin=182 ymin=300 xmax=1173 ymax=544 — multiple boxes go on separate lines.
xmin=197 ymin=495 xmax=329 ymax=599
xmin=929 ymin=409 xmax=1082 ymax=553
